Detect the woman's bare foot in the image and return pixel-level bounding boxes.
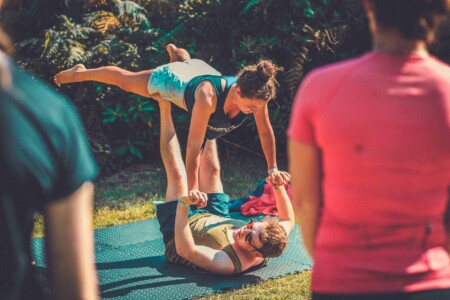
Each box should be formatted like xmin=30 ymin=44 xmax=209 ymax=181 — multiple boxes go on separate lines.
xmin=166 ymin=44 xmax=180 ymax=63
xmin=54 ymin=64 xmax=86 ymax=86
xmin=166 ymin=44 xmax=191 ymax=63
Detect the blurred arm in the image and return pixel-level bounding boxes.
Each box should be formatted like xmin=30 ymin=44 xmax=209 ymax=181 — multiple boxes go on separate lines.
xmin=288 ymin=140 xmax=321 ymax=258
xmin=43 ymin=182 xmax=99 ymax=300
xmin=445 ymin=187 xmax=450 ymax=252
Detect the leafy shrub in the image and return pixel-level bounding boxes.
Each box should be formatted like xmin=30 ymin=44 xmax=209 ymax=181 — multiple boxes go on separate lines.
xmin=2 ymin=0 xmax=172 ymax=173
xmin=2 ymin=0 xmax=449 ymax=173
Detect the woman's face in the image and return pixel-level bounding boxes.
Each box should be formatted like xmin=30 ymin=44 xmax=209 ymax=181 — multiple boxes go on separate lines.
xmin=236 ymin=93 xmax=266 ymax=114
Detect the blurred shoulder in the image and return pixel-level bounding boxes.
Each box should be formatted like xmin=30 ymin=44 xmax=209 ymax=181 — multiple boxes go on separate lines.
xmin=8 ymin=60 xmax=81 ymax=123
xmin=303 ymin=53 xmax=371 ymax=87
xmin=427 ymin=55 xmax=450 ymax=78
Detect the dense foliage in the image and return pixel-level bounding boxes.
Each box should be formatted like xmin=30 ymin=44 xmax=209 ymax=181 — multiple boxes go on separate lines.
xmin=1 ymin=0 xmax=448 ymax=173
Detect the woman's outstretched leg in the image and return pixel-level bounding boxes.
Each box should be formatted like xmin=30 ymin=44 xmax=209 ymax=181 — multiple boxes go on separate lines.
xmin=54 ymin=64 xmax=154 ymax=98
xmin=158 ymin=99 xmax=188 ymax=201
xmin=53 ymin=44 xmax=192 ymax=98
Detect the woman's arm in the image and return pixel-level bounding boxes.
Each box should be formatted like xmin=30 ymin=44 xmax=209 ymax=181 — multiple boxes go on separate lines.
xmin=254 ymin=103 xmax=276 ymax=169
xmin=254 ymin=104 xmax=290 ymax=185
xmin=288 ymin=139 xmax=322 ymax=258
xmin=185 ymin=82 xmax=215 ymax=192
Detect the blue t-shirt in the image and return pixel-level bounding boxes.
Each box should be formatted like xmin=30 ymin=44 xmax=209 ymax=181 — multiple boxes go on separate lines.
xmin=0 ymin=58 xmax=98 ymax=299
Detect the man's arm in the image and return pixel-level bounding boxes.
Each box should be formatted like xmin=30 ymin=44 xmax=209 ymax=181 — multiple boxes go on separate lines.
xmin=174 ymin=196 xmax=235 ymax=275
xmin=43 ymin=182 xmax=99 ymax=300
xmin=288 ymin=140 xmax=321 ymax=259
xmin=270 ymin=183 xmax=295 ymax=236
xmin=254 ymin=104 xmax=290 ymax=186
xmin=185 ymin=83 xmax=215 ymax=193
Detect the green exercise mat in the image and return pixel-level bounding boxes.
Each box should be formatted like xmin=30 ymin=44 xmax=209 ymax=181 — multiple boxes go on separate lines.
xmin=32 ymin=214 xmax=311 ymax=300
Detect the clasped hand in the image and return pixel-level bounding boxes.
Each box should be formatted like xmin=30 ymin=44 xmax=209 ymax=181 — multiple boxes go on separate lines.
xmin=183 ymin=188 xmax=208 ymax=208
xmin=267 ymin=170 xmax=291 ymax=187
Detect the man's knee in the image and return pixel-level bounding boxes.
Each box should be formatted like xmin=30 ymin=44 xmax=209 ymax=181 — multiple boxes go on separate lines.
xmin=201 ymin=160 xmax=221 ymax=177
xmin=169 ymin=167 xmax=186 ymax=184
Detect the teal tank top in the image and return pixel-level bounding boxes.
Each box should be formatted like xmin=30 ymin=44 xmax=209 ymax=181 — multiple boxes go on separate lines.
xmin=184 ymin=75 xmax=250 ymax=140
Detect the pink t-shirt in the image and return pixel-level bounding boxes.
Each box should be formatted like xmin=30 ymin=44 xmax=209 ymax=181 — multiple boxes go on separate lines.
xmin=288 ymin=51 xmax=450 ymax=293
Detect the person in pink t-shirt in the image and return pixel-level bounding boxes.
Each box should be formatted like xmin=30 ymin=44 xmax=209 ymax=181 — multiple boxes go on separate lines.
xmin=287 ymin=0 xmax=450 ymax=299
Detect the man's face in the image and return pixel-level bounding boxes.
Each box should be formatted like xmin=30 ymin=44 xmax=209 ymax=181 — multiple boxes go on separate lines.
xmin=233 ymin=219 xmax=266 ymax=256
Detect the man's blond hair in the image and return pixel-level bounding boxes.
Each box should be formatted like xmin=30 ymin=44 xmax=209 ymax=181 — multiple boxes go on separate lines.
xmin=259 ymin=218 xmax=288 ymax=258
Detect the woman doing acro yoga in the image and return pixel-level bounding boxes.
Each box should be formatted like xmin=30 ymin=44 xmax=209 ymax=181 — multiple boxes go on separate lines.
xmin=54 ymin=44 xmax=290 ymax=200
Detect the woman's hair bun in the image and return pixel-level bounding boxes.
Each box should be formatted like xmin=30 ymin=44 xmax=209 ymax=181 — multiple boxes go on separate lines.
xmin=256 ymin=60 xmax=282 ymax=82
xmin=236 ymin=59 xmax=283 ymax=101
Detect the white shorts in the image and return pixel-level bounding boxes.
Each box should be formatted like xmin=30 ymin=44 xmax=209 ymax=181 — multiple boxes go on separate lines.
xmin=147 ymin=59 xmax=221 ymax=110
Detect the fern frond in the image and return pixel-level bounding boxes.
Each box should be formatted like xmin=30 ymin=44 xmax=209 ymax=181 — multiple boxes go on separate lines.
xmin=67 ymin=24 xmax=96 ymax=40
xmin=67 ymin=43 xmax=86 ymax=66
xmin=84 ymin=36 xmax=114 ymax=62
xmin=83 ymin=11 xmax=101 ymax=25
xmin=241 ymin=0 xmax=260 ymax=14
xmin=15 ymin=38 xmax=42 ymax=53
xmin=91 ymin=11 xmax=122 ymax=35
xmin=41 ymin=30 xmax=60 ymax=59
xmin=111 ymin=0 xmax=149 ymax=26
xmin=283 ymin=46 xmax=310 ymax=99
xmin=154 ymin=23 xmax=184 ymax=45
xmin=84 ymin=0 xmax=107 ymax=9
xmin=58 ymin=15 xmax=76 ymax=30
xmin=240 ymin=35 xmax=257 ymax=52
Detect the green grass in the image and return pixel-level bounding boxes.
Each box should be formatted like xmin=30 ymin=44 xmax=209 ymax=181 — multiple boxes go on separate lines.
xmin=33 ymin=154 xmax=312 ymax=299
xmin=195 ymin=272 xmax=311 ymax=300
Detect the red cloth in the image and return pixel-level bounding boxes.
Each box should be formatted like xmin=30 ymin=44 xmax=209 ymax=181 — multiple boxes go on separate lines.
xmin=240 ymin=183 xmax=292 ymax=216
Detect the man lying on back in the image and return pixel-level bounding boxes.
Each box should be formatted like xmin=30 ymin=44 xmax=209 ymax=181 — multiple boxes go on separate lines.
xmin=155 ymin=98 xmax=295 ymax=274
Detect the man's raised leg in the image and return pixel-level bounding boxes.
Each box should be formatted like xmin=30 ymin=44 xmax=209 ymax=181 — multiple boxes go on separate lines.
xmin=199 ymin=139 xmax=224 ymax=194
xmin=158 ymin=100 xmax=188 ymax=202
